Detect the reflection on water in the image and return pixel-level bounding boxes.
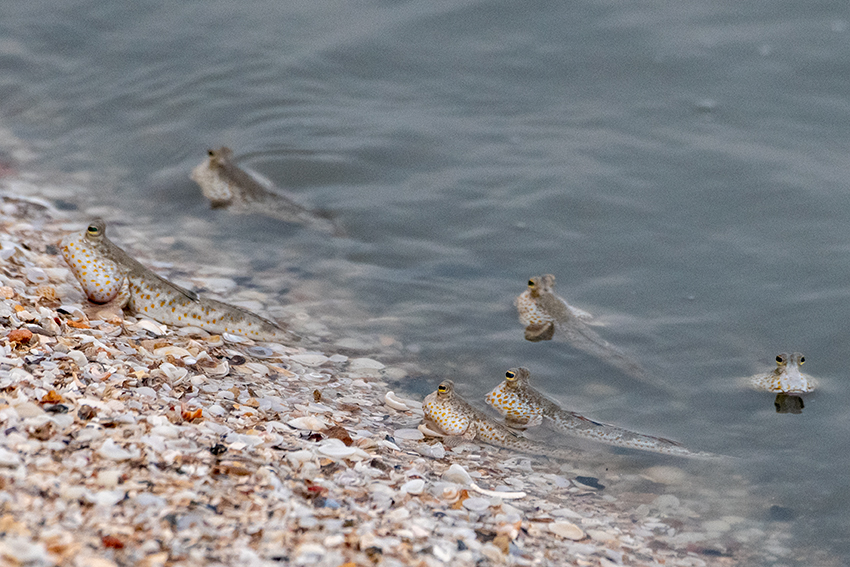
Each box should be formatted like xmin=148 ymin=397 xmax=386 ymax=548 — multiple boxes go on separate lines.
xmin=774 ymin=394 xmax=805 ymax=415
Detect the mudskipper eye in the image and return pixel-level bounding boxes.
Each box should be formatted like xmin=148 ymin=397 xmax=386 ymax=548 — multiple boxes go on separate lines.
xmin=505 ymin=370 xmax=516 ymax=379
xmin=776 ymin=354 xmax=786 ymax=365
xmin=86 ymin=225 xmax=101 ymax=236
xmin=438 ymin=384 xmax=448 ymax=393
xmin=528 ymin=280 xmax=535 ymax=288
xmin=799 ymin=356 xmax=805 ymax=365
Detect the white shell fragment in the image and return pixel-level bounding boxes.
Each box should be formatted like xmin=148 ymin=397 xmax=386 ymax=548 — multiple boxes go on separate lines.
xmin=384 ymin=391 xmax=410 ymax=411
xmin=549 ymin=521 xmax=585 ymax=540
xmin=392 ymin=428 xmax=424 ymax=441
xmin=287 ymin=416 xmax=329 ymax=431
xmin=442 ymin=464 xmax=472 ymax=485
xmin=469 ymin=482 xmax=526 ymax=500
xmin=400 ymin=478 xmax=425 ymax=495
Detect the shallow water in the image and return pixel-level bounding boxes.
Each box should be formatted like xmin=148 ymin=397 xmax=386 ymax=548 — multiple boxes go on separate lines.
xmin=2 ymin=0 xmax=850 ymax=562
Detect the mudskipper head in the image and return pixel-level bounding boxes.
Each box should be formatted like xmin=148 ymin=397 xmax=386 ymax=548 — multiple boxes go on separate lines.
xmin=85 ymin=219 xmax=106 ymax=242
xmin=504 ymin=367 xmax=530 ymax=390
xmin=436 ymin=380 xmax=455 ymax=399
xmin=207 ymin=147 xmax=233 ymax=167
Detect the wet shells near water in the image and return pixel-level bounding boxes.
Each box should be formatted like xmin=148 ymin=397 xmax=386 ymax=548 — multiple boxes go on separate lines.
xmin=245 ymin=346 xmax=275 ymax=359
xmin=289 ymin=353 xmax=329 ymax=367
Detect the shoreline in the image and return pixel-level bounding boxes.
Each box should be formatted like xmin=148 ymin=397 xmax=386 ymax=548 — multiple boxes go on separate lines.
xmin=0 ymin=186 xmax=830 ymax=566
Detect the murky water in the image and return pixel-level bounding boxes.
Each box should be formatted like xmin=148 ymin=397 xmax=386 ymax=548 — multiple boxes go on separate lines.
xmin=2 ymin=0 xmax=850 ymax=562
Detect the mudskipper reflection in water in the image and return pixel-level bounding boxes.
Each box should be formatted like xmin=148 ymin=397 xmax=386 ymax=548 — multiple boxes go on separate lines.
xmin=774 ymin=394 xmax=805 ymax=414
xmin=190 ymin=147 xmax=343 ymax=235
xmin=61 ymin=219 xmax=298 ymax=343
xmin=515 ymin=275 xmax=658 ymax=387
xmin=486 ymin=367 xmax=717 ymax=458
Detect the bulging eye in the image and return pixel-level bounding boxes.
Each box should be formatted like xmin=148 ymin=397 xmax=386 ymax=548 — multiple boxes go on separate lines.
xmin=505 ymin=370 xmax=516 ymax=379
xmin=86 ymin=225 xmax=101 ymax=236
xmin=528 ymin=280 xmax=535 ymax=288
xmin=776 ymin=354 xmax=786 ymax=365
xmin=799 ymin=356 xmax=805 ymax=365
xmin=438 ymin=385 xmax=448 ymax=393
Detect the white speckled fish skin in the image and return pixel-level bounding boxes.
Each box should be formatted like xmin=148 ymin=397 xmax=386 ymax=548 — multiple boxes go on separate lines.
xmin=190 ymin=147 xmax=341 ymax=235
xmin=423 ymin=380 xmax=576 ymax=461
xmin=60 ymin=230 xmax=126 ymax=303
xmin=750 ymin=353 xmax=814 ymax=393
xmin=61 ymin=220 xmax=298 ymax=343
xmin=516 ymin=274 xmax=655 ymax=386
xmin=486 ymin=367 xmax=717 ymax=458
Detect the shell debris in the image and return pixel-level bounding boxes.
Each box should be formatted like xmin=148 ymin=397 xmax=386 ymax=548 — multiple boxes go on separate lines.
xmin=0 ymin=193 xmax=816 ymax=567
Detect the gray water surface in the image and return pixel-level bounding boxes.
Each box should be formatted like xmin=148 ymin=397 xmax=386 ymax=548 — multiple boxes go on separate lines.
xmin=2 ymin=1 xmax=850 ymax=563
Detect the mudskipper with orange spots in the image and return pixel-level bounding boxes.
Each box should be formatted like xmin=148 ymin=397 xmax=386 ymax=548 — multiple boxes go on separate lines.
xmin=190 ymin=147 xmax=342 ymax=235
xmin=516 ymin=274 xmax=657 ymax=387
xmin=486 ymin=368 xmax=715 ymax=458
xmin=747 ymin=353 xmax=814 ymax=394
xmin=422 ymin=380 xmax=576 ymax=460
xmin=61 ymin=220 xmax=298 ymax=343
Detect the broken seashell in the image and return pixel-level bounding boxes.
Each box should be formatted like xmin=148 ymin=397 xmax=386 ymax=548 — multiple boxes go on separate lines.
xmin=549 ymin=521 xmax=585 ymax=540
xmin=287 ymin=416 xmax=328 ymax=431
xmin=418 ymin=422 xmax=445 ymax=437
xmin=159 ymin=362 xmax=188 ymax=381
xmin=392 ymin=428 xmax=424 ymax=441
xmin=153 ymin=346 xmax=192 ymax=359
xmin=384 ymin=391 xmax=409 ymax=411
xmin=134 ymin=318 xmax=166 ymax=337
xmin=470 ymin=482 xmax=526 ymax=500
xmin=400 ymin=478 xmax=425 ymax=495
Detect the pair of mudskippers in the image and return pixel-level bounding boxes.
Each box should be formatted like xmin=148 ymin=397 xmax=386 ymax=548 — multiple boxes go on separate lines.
xmin=62 ymin=149 xmax=813 ymax=461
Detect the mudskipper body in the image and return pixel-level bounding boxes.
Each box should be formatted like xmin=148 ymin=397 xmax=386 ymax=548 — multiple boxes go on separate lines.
xmin=61 ymin=220 xmax=297 ymax=343
xmin=516 ymin=274 xmax=655 ymax=386
xmin=190 ymin=147 xmax=341 ymax=235
xmin=486 ymin=368 xmax=715 ymax=458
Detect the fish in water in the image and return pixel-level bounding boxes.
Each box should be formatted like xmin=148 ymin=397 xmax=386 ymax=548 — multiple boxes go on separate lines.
xmin=747 ymin=352 xmax=815 ymax=394
xmin=61 ymin=219 xmax=298 ymax=343
xmin=190 ymin=146 xmax=342 ymax=235
xmin=486 ymin=367 xmax=717 ymax=458
xmin=516 ymin=274 xmax=658 ymax=387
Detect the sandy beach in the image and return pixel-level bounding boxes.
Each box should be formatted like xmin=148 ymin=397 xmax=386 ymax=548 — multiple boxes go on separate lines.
xmin=0 ymin=181 xmax=835 ymax=567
